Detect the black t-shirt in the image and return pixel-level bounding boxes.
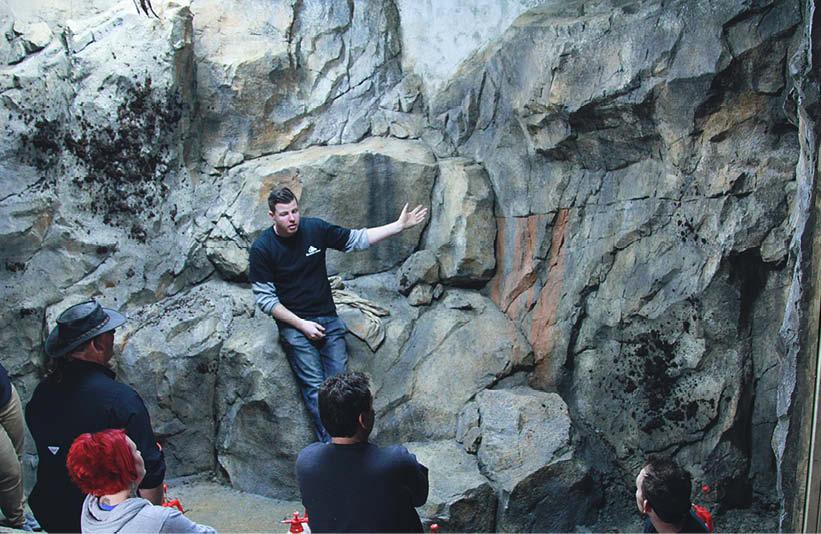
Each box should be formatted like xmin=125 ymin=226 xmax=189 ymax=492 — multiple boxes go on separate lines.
xmin=296 ymin=442 xmax=429 ymax=533
xmin=644 ymin=507 xmax=711 ymax=533
xmin=249 ymin=217 xmax=351 ymax=317
xmin=25 ymin=360 xmax=165 ymax=534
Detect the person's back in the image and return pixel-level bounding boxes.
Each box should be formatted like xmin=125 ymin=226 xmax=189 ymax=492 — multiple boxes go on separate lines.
xmin=26 ymin=301 xmax=165 ymax=533
xmin=295 ymin=371 xmax=428 ymax=533
xmin=68 ymin=429 xmax=215 ymax=534
xmin=297 ymin=441 xmax=426 ymax=533
xmin=80 ymin=494 xmax=215 ymax=534
xmin=27 ymin=359 xmax=164 ymax=532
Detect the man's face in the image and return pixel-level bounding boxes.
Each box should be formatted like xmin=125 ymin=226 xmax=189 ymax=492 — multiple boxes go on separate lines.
xmin=635 ymin=466 xmax=649 ymax=515
xmin=98 ymin=330 xmax=116 ymax=362
xmin=270 ymin=199 xmax=300 ymax=237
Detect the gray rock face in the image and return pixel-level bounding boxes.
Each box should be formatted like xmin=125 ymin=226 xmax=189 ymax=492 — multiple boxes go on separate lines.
xmin=407 ymin=440 xmax=496 ymax=532
xmin=1 ymin=0 xmax=816 ymax=530
xmin=191 ymin=0 xmax=403 ymax=167
xmin=113 ymin=279 xmax=314 ymax=498
xmin=473 ymin=388 xmax=600 ymax=531
xmin=208 ymin=137 xmax=437 ymax=279
xmin=373 ymin=290 xmax=534 ymax=445
xmin=397 ymin=250 xmax=439 ymax=296
xmin=423 ymin=158 xmax=496 ymax=285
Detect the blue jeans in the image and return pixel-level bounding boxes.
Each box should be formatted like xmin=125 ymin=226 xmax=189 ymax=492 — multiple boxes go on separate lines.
xmin=278 ymin=315 xmax=348 ymax=442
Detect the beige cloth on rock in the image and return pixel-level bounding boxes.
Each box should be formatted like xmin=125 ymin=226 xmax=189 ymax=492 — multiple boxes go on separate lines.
xmin=329 ymin=276 xmax=389 ymax=351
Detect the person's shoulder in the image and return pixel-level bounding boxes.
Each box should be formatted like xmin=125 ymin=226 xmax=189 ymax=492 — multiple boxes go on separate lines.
xmin=250 ymin=226 xmax=276 ymax=248
xmin=298 ymin=441 xmax=328 ymax=459
xmin=378 ymin=444 xmax=418 ymax=462
xmin=296 ymin=442 xmax=331 ymax=470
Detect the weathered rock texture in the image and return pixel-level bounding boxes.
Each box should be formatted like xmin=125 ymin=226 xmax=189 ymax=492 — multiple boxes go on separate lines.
xmin=1 ymin=0 xmax=817 ymax=531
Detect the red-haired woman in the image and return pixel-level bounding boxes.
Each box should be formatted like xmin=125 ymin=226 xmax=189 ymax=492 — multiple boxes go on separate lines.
xmin=67 ymin=429 xmax=216 ymax=533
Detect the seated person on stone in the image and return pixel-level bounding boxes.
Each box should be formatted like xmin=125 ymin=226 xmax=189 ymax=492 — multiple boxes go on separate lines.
xmin=635 ymin=456 xmax=710 ymax=533
xmin=296 ymin=371 xmax=428 ymax=533
xmin=67 ymin=429 xmax=216 ymax=533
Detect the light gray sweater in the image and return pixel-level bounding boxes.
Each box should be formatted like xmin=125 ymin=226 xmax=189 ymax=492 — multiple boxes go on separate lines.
xmin=80 ymin=494 xmax=217 ymax=533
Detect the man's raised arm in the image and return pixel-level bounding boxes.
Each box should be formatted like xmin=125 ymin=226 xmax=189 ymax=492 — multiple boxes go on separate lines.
xmin=365 ymin=203 xmax=428 ymax=245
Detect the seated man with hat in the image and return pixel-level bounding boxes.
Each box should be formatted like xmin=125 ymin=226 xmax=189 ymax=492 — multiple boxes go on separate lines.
xmin=25 ymin=300 xmax=166 ymax=533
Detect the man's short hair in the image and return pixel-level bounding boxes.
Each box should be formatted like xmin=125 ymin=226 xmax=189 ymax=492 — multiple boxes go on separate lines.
xmin=318 ymin=371 xmax=372 ymax=438
xmin=641 ymin=456 xmax=693 ymax=524
xmin=268 ymin=187 xmax=297 ymax=212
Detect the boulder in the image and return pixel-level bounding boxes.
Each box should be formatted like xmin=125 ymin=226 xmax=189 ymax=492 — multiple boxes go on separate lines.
xmin=374 ymin=290 xmax=533 ymax=444
xmin=215 ymin=310 xmax=314 ymax=499
xmin=407 ymin=283 xmax=435 ymax=306
xmin=210 ymin=137 xmax=437 ymax=279
xmin=422 ymin=158 xmax=496 ymax=285
xmin=474 ymin=388 xmax=601 ymax=532
xmin=191 ymin=0 xmax=403 ymax=166
xmin=112 ymin=279 xmax=314 ymax=499
xmin=397 ymin=250 xmax=440 ymax=295
xmin=407 ymin=440 xmax=496 ymax=532
xmin=115 ymin=281 xmax=243 ymax=476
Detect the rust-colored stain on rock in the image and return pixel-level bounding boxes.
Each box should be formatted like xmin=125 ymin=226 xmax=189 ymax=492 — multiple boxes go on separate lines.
xmin=490 ymin=213 xmax=550 ymax=317
xmin=491 ymin=209 xmax=570 ymax=384
xmin=530 ymin=209 xmax=569 ymax=374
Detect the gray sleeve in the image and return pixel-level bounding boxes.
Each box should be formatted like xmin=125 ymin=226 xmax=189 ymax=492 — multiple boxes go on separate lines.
xmin=252 ymin=281 xmax=280 ymax=314
xmin=344 ymin=228 xmax=370 ymax=253
xmin=159 ymin=508 xmax=218 ymax=533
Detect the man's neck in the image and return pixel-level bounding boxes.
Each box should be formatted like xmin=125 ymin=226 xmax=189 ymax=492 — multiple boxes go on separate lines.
xmin=330 ymin=428 xmax=369 ymax=445
xmin=330 ymin=436 xmax=367 ymax=445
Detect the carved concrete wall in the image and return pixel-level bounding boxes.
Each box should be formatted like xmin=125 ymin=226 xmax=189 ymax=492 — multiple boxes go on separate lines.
xmin=0 ymin=0 xmax=816 ymax=530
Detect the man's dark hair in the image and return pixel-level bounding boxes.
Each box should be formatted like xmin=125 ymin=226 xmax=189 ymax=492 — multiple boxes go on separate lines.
xmin=641 ymin=456 xmax=693 ymax=524
xmin=268 ymin=187 xmax=297 ymax=212
xmin=318 ymin=371 xmax=372 ymax=438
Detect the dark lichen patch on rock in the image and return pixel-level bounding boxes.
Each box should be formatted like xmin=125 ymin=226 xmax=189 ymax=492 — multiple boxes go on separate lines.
xmin=18 ymin=76 xmax=185 ymax=243
xmin=600 ymin=321 xmax=710 ymax=437
xmin=18 ymin=118 xmax=63 ymax=171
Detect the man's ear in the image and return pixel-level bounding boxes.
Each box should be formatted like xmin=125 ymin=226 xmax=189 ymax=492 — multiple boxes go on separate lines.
xmin=357 ymin=412 xmax=367 ymax=429
xmin=641 ymin=499 xmax=652 ymax=515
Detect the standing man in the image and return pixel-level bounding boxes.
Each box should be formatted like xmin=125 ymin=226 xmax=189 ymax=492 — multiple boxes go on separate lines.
xmin=25 ymin=300 xmax=166 ymax=533
xmin=635 ymin=456 xmax=711 ymax=533
xmin=296 ymin=371 xmax=428 ymax=532
xmin=0 ymin=363 xmax=34 ymax=531
xmin=249 ymin=187 xmax=426 ymax=442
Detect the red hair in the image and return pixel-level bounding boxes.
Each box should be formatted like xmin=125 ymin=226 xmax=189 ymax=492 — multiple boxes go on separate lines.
xmin=66 ymin=429 xmax=138 ymax=496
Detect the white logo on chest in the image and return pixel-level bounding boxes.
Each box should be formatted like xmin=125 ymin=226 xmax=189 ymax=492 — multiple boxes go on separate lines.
xmin=306 ymin=246 xmax=320 ymax=257
xmin=48 ymin=446 xmax=60 ymax=455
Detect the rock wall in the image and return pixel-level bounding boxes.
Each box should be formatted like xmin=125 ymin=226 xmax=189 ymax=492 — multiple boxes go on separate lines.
xmin=0 ymin=0 xmax=816 ymax=531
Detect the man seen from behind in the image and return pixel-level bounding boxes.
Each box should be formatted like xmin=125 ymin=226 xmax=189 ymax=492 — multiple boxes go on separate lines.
xmin=635 ymin=456 xmax=711 ymax=533
xmin=296 ymin=371 xmax=429 ymax=533
xmin=26 ymin=300 xmax=165 ymax=533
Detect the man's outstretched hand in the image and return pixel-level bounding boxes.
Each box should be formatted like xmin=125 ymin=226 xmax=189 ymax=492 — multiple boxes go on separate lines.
xmin=398 ymin=203 xmax=428 ymax=230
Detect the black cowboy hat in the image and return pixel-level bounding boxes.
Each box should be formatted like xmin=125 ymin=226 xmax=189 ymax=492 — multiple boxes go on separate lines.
xmin=44 ymin=300 xmax=126 ymax=358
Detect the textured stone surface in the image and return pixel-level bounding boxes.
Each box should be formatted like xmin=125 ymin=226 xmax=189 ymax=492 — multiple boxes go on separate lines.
xmin=207 ymin=137 xmax=438 ymax=279
xmin=408 ymin=440 xmax=496 ymax=532
xmin=397 ymin=250 xmax=439 ymax=295
xmin=422 ymin=157 xmax=496 ymax=285
xmin=0 ymin=0 xmax=815 ymax=529
xmin=474 ymin=388 xmax=601 ymax=531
